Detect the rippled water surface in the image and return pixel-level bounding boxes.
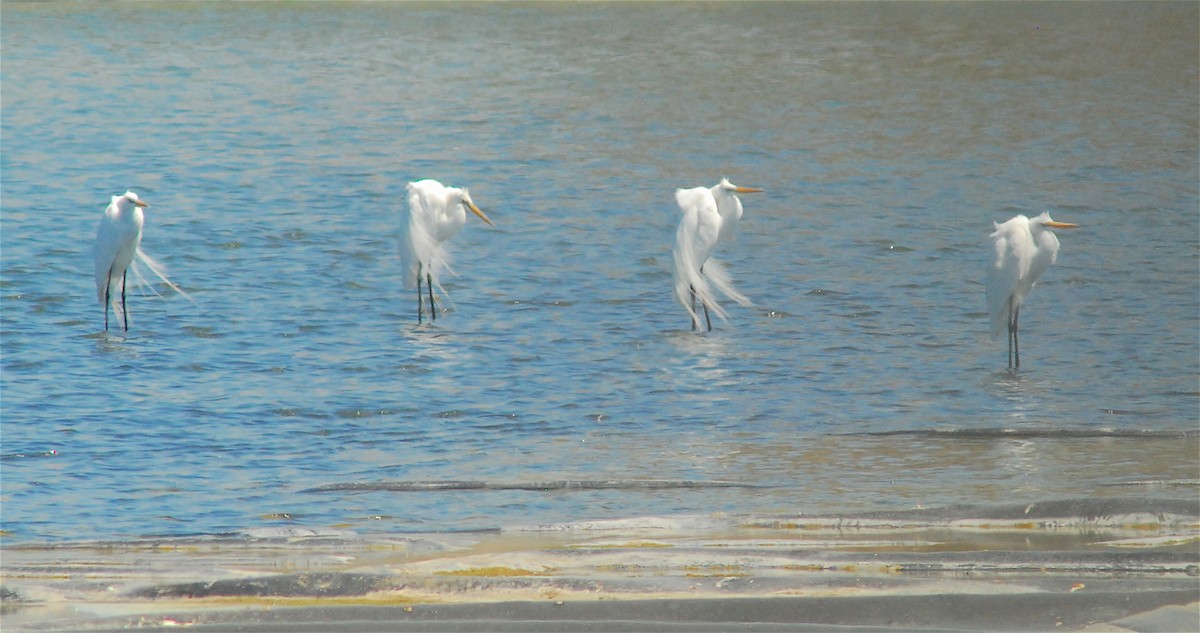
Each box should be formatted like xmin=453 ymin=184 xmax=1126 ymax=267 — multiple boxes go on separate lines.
xmin=2 ymin=2 xmax=1197 ymax=543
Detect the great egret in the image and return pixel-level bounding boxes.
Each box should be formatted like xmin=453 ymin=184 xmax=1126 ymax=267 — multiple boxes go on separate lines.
xmin=93 ymin=190 xmax=188 ymax=331
xmin=672 ymin=178 xmax=761 ymax=331
xmin=401 ymin=179 xmax=494 ymax=323
xmin=985 ymin=211 xmax=1079 ymax=368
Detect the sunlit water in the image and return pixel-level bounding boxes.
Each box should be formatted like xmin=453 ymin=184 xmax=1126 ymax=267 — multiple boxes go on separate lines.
xmin=2 ymin=2 xmax=1197 ymax=543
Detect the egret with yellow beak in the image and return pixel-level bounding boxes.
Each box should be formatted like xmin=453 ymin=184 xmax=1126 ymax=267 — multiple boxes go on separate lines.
xmin=93 ymin=190 xmax=187 ymax=332
xmin=401 ymin=179 xmax=494 ymax=323
xmin=986 ymin=211 xmax=1079 ymax=368
xmin=672 ymin=178 xmax=762 ymax=332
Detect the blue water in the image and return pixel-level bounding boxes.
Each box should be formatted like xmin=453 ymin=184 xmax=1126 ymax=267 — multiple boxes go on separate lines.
xmin=2 ymin=2 xmax=1197 ymax=543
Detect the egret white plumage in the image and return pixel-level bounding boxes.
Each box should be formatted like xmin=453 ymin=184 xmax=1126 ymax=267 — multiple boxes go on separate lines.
xmin=985 ymin=211 xmax=1079 ymax=368
xmin=672 ymin=178 xmax=761 ymax=331
xmin=93 ymin=190 xmax=188 ymax=331
xmin=401 ymin=179 xmax=494 ymax=322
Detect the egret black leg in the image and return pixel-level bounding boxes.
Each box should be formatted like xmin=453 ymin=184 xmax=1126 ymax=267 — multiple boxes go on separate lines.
xmin=120 ymin=271 xmax=129 ymax=331
xmin=689 ymin=284 xmax=698 ymax=331
xmin=104 ymin=272 xmax=112 ymax=331
xmin=427 ymin=272 xmax=436 ymax=321
xmin=1006 ymin=326 xmax=1013 ymax=368
xmin=416 ymin=265 xmax=424 ymax=324
xmin=1012 ymin=306 xmax=1020 ymax=369
xmin=702 ymin=302 xmax=712 ymax=332
xmin=1005 ymin=304 xmax=1013 ymax=368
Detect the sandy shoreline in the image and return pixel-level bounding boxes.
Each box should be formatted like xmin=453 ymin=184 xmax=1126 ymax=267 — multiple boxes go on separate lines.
xmin=10 ymin=597 xmax=1199 ymax=632
xmin=3 ymin=498 xmax=1197 ymax=631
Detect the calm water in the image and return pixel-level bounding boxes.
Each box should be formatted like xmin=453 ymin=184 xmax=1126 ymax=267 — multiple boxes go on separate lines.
xmin=2 ymin=2 xmax=1197 ymax=544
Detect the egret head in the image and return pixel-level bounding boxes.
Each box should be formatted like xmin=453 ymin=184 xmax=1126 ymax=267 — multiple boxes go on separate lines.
xmin=1033 ymin=211 xmax=1077 ymax=231
xmin=718 ymin=178 xmax=762 ymax=195
xmin=119 ymin=191 xmax=150 ymax=208
xmin=455 ymin=187 xmax=493 ymax=226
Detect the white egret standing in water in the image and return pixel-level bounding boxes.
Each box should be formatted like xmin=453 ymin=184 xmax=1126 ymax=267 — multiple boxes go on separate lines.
xmin=672 ymin=178 xmax=761 ymax=332
xmin=986 ymin=211 xmax=1079 ymax=368
xmin=401 ymin=179 xmax=494 ymax=323
xmin=93 ymin=190 xmax=188 ymax=331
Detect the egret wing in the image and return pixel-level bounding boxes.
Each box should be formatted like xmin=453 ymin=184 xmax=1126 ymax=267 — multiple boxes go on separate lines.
xmin=401 ymin=180 xmax=454 ymax=299
xmin=672 ymin=187 xmax=750 ymax=328
xmin=93 ymin=218 xmax=123 ymax=305
xmin=985 ymin=218 xmax=1035 ymax=339
xmin=674 ymin=187 xmax=720 ymax=264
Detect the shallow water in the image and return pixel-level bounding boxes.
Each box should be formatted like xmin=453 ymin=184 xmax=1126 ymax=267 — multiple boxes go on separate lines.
xmin=2 ymin=2 xmax=1197 ymax=543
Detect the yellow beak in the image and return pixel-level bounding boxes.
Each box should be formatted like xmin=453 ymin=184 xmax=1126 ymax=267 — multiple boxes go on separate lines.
xmin=734 ymin=186 xmax=763 ymax=194
xmin=1045 ymin=221 xmax=1078 ymax=229
xmin=466 ymin=199 xmax=494 ymax=226
xmin=135 ymin=199 xmax=150 ymax=208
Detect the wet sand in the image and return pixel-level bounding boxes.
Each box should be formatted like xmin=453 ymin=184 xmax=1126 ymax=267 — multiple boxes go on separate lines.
xmin=11 ymin=597 xmax=1199 ymax=632
xmin=3 ymin=498 xmax=1197 ymax=631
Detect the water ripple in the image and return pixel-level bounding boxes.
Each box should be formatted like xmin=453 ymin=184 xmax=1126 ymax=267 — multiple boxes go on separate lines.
xmin=1 ymin=2 xmax=1196 ymax=543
